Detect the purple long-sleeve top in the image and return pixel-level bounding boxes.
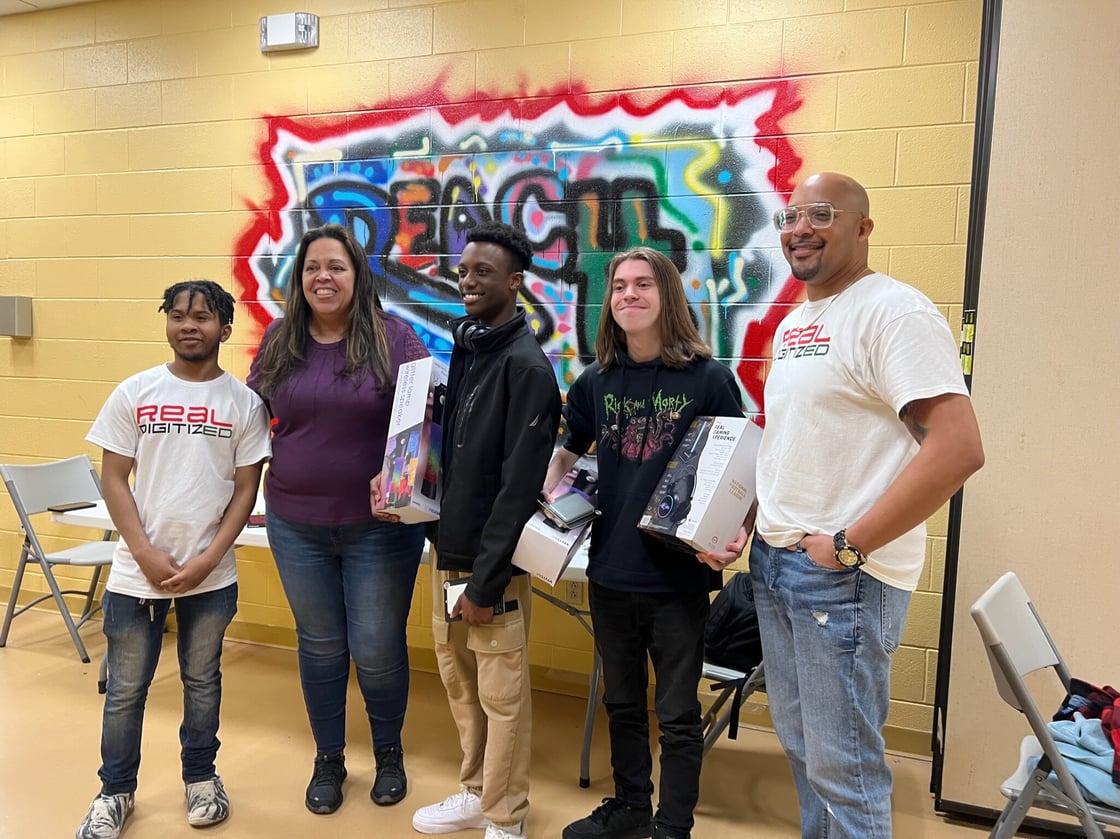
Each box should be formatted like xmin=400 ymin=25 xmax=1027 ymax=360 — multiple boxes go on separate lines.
xmin=247 ymin=316 xmax=429 ymax=526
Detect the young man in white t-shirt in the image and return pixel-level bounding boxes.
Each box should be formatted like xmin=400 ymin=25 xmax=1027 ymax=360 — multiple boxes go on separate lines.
xmin=76 ymin=281 xmax=271 ymax=839
xmin=750 ymin=173 xmax=985 ymax=838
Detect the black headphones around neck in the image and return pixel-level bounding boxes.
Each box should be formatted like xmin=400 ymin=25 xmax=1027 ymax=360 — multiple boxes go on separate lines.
xmin=453 ymin=320 xmax=492 ymax=351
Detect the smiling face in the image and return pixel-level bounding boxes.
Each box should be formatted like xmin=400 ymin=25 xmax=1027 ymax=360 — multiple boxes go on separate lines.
xmin=164 ymin=290 xmax=230 ymax=364
xmin=301 ymin=236 xmax=356 ymax=329
xmin=781 ymin=172 xmax=874 ymax=299
xmin=457 ymin=241 xmax=521 ymax=326
xmin=609 ymin=257 xmax=662 ymax=342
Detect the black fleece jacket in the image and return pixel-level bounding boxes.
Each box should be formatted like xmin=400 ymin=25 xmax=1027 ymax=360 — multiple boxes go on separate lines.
xmin=561 ymin=350 xmax=744 ymax=594
xmin=434 ymin=311 xmax=561 ymax=608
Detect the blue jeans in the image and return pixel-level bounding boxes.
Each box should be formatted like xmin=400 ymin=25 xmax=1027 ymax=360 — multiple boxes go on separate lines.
xmin=588 ymin=582 xmax=709 ymax=835
xmin=266 ymin=512 xmax=425 ymax=755
xmin=749 ymin=537 xmax=911 ymax=839
xmin=98 ymin=584 xmax=238 ymax=793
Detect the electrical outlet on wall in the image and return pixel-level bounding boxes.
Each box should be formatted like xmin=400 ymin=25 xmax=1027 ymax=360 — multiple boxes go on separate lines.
xmin=565 ymin=581 xmax=583 ymax=606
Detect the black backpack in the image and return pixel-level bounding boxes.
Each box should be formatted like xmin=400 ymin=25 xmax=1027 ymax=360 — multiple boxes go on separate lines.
xmin=704 ymin=571 xmax=763 ymax=674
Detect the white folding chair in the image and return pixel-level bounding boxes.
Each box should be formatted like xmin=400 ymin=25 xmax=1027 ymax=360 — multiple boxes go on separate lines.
xmin=970 ymin=571 xmax=1120 ymax=838
xmin=1 ymin=456 xmax=116 ymax=663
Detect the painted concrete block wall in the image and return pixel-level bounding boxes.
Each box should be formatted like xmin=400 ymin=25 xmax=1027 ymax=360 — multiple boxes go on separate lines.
xmin=0 ymin=0 xmax=980 ymax=747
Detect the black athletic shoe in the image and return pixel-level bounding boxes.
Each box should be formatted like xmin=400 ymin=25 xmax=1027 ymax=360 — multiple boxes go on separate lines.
xmin=371 ymin=745 xmax=407 ymax=806
xmin=562 ymin=797 xmax=653 ymax=838
xmin=305 ymin=752 xmax=346 ymax=814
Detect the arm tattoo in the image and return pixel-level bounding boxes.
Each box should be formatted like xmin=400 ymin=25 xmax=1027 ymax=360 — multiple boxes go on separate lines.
xmin=900 ymin=402 xmax=929 ymax=444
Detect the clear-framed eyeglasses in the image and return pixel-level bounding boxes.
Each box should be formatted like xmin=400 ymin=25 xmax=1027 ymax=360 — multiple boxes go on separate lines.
xmin=772 ymin=202 xmax=864 ymax=233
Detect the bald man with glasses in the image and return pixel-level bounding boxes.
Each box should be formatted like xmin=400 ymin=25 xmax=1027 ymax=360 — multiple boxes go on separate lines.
xmin=747 ymin=172 xmax=985 ymax=838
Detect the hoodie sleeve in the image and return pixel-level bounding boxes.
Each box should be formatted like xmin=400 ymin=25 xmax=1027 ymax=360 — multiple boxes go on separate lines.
xmin=464 ymin=364 xmax=562 ymax=608
xmin=559 ymin=364 xmax=597 ymax=455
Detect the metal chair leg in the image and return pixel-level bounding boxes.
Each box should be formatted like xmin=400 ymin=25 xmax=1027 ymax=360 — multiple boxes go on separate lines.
xmin=579 ymin=646 xmax=602 ymax=788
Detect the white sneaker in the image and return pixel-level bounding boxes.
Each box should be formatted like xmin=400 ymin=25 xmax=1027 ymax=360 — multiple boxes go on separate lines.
xmin=185 ymin=775 xmax=230 ymax=826
xmin=76 ymin=792 xmax=134 ymax=839
xmin=485 ymin=823 xmax=525 ymax=839
xmin=412 ymin=787 xmax=490 ymax=834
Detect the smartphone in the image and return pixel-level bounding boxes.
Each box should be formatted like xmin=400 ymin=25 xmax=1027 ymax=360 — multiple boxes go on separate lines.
xmin=443 ymin=577 xmax=517 ymax=621
xmin=247 ymin=514 xmax=267 ymax=527
xmin=444 ymin=578 xmax=469 ymax=620
xmin=47 ymin=501 xmax=97 ymax=513
xmin=538 ymin=491 xmax=598 ymax=531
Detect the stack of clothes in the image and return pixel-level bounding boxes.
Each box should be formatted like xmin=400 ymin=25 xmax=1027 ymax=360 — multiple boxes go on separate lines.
xmin=1044 ymin=678 xmax=1120 ymax=807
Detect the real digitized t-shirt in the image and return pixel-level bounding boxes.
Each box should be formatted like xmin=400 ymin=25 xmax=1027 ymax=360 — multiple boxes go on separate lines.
xmin=755 ymin=272 xmax=969 ymax=591
xmin=86 ymin=364 xmax=272 ymax=599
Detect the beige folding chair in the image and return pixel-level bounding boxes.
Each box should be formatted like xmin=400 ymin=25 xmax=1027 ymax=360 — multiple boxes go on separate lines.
xmin=970 ymin=571 xmax=1120 ymax=838
xmin=1 ymin=455 xmax=116 ymax=663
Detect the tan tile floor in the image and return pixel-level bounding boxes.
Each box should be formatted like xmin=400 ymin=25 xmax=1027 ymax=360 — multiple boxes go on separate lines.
xmin=0 ymin=609 xmax=997 ymax=838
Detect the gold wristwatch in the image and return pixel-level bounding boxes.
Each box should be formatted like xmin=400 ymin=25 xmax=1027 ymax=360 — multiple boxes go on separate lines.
xmin=833 ymin=529 xmax=867 ymax=568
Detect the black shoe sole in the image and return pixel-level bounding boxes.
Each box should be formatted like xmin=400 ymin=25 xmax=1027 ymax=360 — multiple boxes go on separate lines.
xmin=370 ymin=784 xmax=406 ymax=806
xmin=306 ymin=798 xmax=343 ymax=815
xmin=562 ymin=823 xmax=652 ymax=839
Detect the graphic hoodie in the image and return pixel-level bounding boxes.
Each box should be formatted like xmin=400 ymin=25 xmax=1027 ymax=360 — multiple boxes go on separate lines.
xmin=561 ymin=350 xmax=744 ymax=594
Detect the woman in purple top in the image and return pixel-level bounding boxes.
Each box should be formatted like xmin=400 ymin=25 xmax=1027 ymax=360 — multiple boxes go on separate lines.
xmin=248 ymin=224 xmax=428 ymax=815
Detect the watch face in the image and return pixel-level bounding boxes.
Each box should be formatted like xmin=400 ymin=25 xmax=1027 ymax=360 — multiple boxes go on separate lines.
xmin=837 ymin=548 xmax=863 ymax=568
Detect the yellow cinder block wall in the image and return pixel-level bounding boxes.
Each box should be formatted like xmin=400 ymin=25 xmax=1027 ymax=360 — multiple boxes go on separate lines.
xmin=0 ymin=0 xmax=981 ymax=755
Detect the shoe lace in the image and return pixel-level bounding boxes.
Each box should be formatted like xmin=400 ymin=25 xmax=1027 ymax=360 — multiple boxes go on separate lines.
xmin=87 ymin=795 xmax=123 ymax=829
xmin=441 ymin=788 xmax=478 ymax=811
xmin=591 ymin=797 xmax=631 ymax=825
xmin=375 ymin=746 xmax=405 ymax=780
xmin=187 ymin=781 xmax=217 ymax=809
xmin=312 ymin=754 xmax=346 ymax=786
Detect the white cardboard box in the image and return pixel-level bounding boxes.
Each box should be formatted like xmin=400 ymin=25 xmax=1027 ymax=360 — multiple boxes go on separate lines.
xmin=638 ymin=416 xmax=763 ymax=554
xmin=512 ymin=460 xmax=597 ymax=586
xmin=511 ymin=511 xmax=593 ymax=587
xmin=380 ymin=356 xmax=448 ymax=524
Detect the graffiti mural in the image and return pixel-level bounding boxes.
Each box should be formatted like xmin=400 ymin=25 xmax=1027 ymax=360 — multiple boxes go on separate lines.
xmin=234 ymin=84 xmax=806 ymax=413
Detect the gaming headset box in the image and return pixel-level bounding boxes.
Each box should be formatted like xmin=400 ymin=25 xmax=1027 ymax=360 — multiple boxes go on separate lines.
xmin=379 ymin=356 xmax=449 ymax=524
xmin=512 ymin=460 xmax=598 ymax=586
xmin=638 ymin=416 xmax=763 ymax=554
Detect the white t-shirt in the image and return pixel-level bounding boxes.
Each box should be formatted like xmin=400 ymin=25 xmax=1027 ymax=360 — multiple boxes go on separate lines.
xmin=755 ymin=272 xmax=969 ymax=591
xmin=86 ymin=364 xmax=272 ymax=599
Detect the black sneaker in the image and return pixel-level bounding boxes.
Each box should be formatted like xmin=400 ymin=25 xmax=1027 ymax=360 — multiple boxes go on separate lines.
xmin=306 ymin=752 xmax=347 ymax=814
xmin=371 ymin=745 xmax=407 ymax=805
xmin=652 ymin=825 xmax=689 ymax=839
xmin=562 ymin=797 xmax=653 ymax=839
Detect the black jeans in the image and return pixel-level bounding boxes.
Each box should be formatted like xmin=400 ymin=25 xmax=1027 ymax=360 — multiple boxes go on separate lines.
xmin=588 ymin=581 xmax=710 ymax=834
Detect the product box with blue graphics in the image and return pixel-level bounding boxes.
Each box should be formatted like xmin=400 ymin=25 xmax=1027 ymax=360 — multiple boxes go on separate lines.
xmin=380 ymin=356 xmax=448 ymax=524
xmin=639 ymin=416 xmax=763 ymax=554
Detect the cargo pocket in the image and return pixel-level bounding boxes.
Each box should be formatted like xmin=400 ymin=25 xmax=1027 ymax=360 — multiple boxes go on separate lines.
xmin=468 ymin=614 xmax=526 ymax=705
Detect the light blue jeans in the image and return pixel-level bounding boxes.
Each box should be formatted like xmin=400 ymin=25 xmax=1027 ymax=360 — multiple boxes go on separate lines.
xmin=98 ymin=584 xmax=238 ymax=793
xmin=749 ymin=537 xmax=911 ymax=839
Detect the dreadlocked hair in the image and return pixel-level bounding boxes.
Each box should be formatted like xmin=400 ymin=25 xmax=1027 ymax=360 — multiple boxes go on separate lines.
xmin=159 ymin=280 xmax=235 ymax=325
xmin=252 ymin=223 xmax=392 ymax=400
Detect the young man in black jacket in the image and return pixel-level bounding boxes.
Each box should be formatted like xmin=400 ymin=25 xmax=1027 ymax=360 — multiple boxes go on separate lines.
xmin=411 ymin=222 xmax=561 ymax=839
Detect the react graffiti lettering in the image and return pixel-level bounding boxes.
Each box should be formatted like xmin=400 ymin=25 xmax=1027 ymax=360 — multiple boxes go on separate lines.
xmin=235 ymin=84 xmax=805 ymax=413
